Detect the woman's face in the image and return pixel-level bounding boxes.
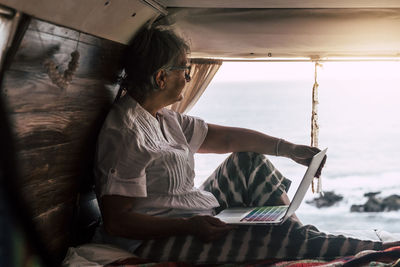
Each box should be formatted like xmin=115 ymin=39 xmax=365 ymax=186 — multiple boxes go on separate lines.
xmin=164 ymin=54 xmax=190 ymax=103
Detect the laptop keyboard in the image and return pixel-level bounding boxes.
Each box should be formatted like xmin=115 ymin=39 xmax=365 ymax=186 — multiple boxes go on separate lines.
xmin=240 ymin=206 xmax=287 ymax=222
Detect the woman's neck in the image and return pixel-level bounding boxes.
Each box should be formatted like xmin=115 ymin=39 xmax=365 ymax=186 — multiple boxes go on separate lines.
xmin=128 ymin=93 xmax=162 ymax=117
xmin=140 ymin=101 xmax=161 ymax=117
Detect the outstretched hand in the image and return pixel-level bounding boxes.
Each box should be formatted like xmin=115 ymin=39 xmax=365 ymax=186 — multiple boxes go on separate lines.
xmin=289 ymin=145 xmax=327 ymax=177
xmin=188 ymin=215 xmax=235 ymax=242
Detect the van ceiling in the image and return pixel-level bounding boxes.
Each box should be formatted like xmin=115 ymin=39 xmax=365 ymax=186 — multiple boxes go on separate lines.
xmin=161 ymin=0 xmax=400 ymax=9
xmin=1 ymin=0 xmax=400 ymax=59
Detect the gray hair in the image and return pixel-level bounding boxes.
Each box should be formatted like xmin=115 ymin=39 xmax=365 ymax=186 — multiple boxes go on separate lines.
xmin=120 ymin=26 xmax=190 ymax=102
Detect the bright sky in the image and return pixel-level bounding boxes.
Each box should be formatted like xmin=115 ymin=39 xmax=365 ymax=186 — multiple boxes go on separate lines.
xmin=214 ymin=61 xmax=400 ymax=82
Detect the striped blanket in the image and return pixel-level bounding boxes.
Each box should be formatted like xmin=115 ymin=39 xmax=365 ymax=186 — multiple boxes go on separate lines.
xmin=127 ymin=153 xmax=381 ymax=263
xmin=106 ymin=246 xmax=400 ymax=267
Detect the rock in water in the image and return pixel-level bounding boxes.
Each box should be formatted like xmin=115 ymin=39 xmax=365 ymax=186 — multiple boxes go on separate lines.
xmin=351 ymin=191 xmax=383 ymax=212
xmin=363 ymin=197 xmax=384 ymax=212
xmin=364 ymin=191 xmax=381 ymax=198
xmin=306 ymin=191 xmax=343 ymax=208
xmin=382 ymin=195 xmax=400 ymax=211
xmin=350 ymin=192 xmax=400 ymax=212
xmin=350 ymin=204 xmax=364 ymax=212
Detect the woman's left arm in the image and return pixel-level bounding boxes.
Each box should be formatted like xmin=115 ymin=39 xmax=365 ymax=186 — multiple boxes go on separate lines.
xmin=198 ymin=123 xmax=322 ymax=168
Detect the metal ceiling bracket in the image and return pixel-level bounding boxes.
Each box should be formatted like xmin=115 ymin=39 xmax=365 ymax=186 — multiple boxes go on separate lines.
xmin=0 ymin=5 xmax=15 ymax=18
xmin=140 ymin=0 xmax=168 ymax=16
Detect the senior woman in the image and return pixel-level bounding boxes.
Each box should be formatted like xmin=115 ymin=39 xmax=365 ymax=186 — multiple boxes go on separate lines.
xmin=93 ymin=26 xmax=394 ymax=263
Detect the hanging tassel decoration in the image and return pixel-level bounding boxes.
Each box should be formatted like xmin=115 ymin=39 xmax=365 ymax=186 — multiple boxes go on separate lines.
xmin=44 ymin=50 xmax=80 ymax=90
xmin=311 ymin=61 xmax=322 ymax=193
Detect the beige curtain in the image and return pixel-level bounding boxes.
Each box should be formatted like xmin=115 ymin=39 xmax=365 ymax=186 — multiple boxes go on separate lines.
xmin=0 ymin=8 xmax=20 ymax=73
xmin=169 ymin=58 xmax=222 ymax=114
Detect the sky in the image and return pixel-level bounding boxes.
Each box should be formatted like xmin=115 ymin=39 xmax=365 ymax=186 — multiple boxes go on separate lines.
xmin=214 ymin=61 xmax=400 ymax=82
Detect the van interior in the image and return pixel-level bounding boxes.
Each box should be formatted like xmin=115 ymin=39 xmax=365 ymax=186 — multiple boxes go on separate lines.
xmin=1 ymin=1 xmax=400 ymax=266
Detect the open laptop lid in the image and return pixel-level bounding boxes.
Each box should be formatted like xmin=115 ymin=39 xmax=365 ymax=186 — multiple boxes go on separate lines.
xmin=280 ymin=147 xmax=328 ymax=222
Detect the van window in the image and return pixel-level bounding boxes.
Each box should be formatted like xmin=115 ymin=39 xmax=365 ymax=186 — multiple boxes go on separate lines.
xmin=189 ymin=61 xmax=400 ymax=233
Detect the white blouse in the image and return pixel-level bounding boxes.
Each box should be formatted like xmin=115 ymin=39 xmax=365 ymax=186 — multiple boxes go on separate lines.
xmin=94 ymin=95 xmax=219 ymax=216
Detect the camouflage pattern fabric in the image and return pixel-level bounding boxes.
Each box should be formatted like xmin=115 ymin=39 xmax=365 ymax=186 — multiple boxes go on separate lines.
xmin=134 ymin=152 xmax=382 ymax=263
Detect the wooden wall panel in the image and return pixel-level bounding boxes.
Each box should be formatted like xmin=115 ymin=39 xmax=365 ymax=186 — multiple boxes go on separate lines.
xmin=4 ymin=75 xmax=116 ymax=113
xmin=33 ymin=201 xmax=75 ymax=259
xmin=1 ymin=18 xmax=125 ymax=262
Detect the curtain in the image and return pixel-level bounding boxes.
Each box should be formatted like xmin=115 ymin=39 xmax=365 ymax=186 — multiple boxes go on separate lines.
xmin=0 ymin=8 xmax=19 ymax=73
xmin=169 ymin=58 xmax=222 ymax=114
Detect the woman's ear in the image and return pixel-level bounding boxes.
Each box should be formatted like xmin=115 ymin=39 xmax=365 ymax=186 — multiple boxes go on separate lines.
xmin=155 ymin=69 xmax=167 ymax=89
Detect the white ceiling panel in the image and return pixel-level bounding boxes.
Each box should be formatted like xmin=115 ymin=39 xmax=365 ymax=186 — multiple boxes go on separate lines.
xmin=159 ymin=8 xmax=400 ymax=58
xmin=160 ymin=0 xmax=400 ymax=9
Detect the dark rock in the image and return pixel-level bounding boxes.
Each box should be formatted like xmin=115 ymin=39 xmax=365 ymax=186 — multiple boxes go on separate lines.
xmin=306 ymin=191 xmax=343 ymax=208
xmin=382 ymin=194 xmax=400 ymax=211
xmin=363 ymin=197 xmax=384 ymax=212
xmin=350 ymin=204 xmax=365 ymax=212
xmin=350 ymin=192 xmax=399 ymax=213
xmin=364 ymin=191 xmax=381 ymax=198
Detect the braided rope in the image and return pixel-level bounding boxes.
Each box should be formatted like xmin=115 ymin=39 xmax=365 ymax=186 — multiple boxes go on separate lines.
xmin=311 ymin=61 xmax=322 ymax=193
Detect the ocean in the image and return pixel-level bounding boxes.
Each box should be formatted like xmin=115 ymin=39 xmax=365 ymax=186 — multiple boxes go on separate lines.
xmin=188 ymin=67 xmax=400 ymax=233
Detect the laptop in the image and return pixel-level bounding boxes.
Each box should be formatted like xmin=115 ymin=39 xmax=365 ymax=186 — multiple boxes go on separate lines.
xmin=214 ymin=148 xmax=327 ymax=225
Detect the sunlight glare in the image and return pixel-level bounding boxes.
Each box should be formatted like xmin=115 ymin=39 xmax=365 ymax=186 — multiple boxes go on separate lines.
xmin=214 ymin=62 xmax=314 ymax=82
xmin=214 ymin=61 xmax=400 ymax=84
xmin=319 ymin=61 xmax=400 ymax=81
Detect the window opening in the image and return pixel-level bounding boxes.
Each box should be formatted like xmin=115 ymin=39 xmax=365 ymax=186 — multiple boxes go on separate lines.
xmin=189 ymin=60 xmax=400 ymax=233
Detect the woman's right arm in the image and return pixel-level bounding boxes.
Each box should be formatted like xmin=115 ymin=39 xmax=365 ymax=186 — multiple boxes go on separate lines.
xmin=101 ymin=195 xmax=234 ymax=242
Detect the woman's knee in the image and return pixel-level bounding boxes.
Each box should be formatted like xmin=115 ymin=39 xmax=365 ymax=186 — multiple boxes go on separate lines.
xmin=226 ymin=152 xmax=278 ymax=183
xmin=230 ymin=152 xmax=268 ymax=169
xmin=231 ymin=151 xmax=265 ymax=161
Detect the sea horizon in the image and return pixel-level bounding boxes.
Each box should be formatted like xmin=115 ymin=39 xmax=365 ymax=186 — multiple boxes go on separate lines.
xmin=189 ymin=78 xmax=400 ymax=233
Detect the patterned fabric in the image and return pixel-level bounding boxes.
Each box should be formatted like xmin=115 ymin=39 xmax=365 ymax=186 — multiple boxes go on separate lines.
xmin=133 ymin=152 xmax=382 ymax=264
xmin=107 ymin=246 xmax=400 ymax=266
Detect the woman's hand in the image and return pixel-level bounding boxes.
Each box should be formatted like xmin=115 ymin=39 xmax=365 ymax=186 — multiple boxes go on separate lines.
xmin=289 ymin=144 xmax=320 ymax=166
xmin=187 ymin=215 xmax=235 ymax=242
xmin=285 ymin=144 xmax=327 ymax=177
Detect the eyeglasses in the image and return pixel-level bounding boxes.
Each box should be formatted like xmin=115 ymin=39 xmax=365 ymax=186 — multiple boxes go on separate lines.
xmin=169 ymin=65 xmax=191 ymax=82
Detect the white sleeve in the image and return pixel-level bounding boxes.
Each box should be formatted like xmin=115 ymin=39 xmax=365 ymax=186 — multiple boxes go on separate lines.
xmin=177 ymin=113 xmax=208 ymax=153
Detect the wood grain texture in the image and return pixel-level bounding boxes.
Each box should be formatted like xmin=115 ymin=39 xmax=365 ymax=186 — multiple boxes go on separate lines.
xmin=7 ymin=31 xmax=123 ymax=82
xmin=22 ymin=175 xmax=78 ymax=216
xmin=33 ymin=201 xmax=75 ymax=260
xmin=3 ymin=72 xmax=115 ymax=114
xmin=1 ymin=17 xmax=126 ymax=261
